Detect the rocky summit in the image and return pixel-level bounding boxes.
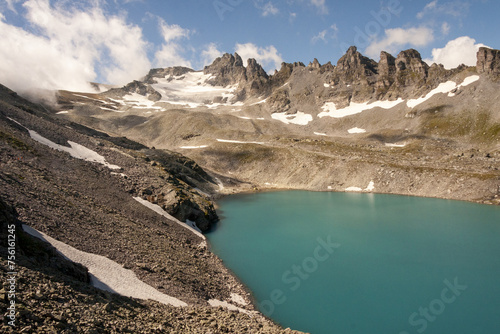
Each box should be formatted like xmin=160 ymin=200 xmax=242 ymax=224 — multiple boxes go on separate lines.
xmin=1 ymin=45 xmax=500 ymax=333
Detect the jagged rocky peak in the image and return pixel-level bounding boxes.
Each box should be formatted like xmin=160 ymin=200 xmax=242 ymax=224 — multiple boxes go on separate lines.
xmin=477 ymin=47 xmax=500 ymax=77
xmin=270 ymin=62 xmax=295 ymax=87
xmin=203 ymin=52 xmax=247 ymax=86
xmin=336 ymin=46 xmax=378 ymax=75
xmin=308 ymin=58 xmax=321 ymax=69
xmin=395 ymin=49 xmax=429 ymax=75
xmin=246 ymin=58 xmax=269 ymax=80
xmin=378 ymin=51 xmax=396 ymax=77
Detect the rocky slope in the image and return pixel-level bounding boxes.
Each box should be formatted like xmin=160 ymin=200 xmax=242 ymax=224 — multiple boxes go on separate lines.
xmin=0 ymin=87 xmax=303 ymax=333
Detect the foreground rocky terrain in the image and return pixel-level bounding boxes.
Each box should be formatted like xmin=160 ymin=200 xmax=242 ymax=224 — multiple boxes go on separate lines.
xmin=0 ymin=86 xmax=302 ymax=333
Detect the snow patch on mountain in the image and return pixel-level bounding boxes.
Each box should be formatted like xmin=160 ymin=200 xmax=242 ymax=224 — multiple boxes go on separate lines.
xmin=271 ymin=111 xmax=313 ymax=125
xmin=348 ymin=127 xmax=366 ymax=134
xmin=318 ymin=99 xmax=404 ymax=118
xmin=408 ymin=75 xmax=480 ymax=107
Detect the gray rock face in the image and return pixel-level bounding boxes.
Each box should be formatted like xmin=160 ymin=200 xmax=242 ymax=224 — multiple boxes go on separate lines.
xmin=334 ymin=46 xmax=378 ymax=82
xmin=144 ymin=67 xmax=194 ymax=84
xmin=378 ymin=51 xmax=396 ymax=78
xmin=203 ymin=53 xmax=246 ymax=87
xmin=104 ymin=80 xmax=162 ymax=101
xmin=477 ymin=47 xmax=500 ymax=77
xmin=394 ymin=49 xmax=429 ymax=86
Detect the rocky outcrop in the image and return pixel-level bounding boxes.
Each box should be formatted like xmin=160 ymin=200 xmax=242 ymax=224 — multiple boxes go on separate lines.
xmin=270 ymin=62 xmax=304 ymax=88
xmin=308 ymin=58 xmax=321 ymax=69
xmin=104 ymin=80 xmax=161 ymax=101
xmin=203 ymin=53 xmax=246 ymax=87
xmin=267 ymin=89 xmax=291 ymax=112
xmin=477 ymin=47 xmax=500 ymax=78
xmin=334 ymin=46 xmax=378 ymax=83
xmin=144 ymin=66 xmax=194 ymax=84
xmin=246 ymin=58 xmax=270 ymax=94
xmin=394 ymin=49 xmax=429 ymax=86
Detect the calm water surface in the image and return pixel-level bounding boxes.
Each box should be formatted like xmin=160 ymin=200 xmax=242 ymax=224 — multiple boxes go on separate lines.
xmin=207 ymin=191 xmax=500 ymax=334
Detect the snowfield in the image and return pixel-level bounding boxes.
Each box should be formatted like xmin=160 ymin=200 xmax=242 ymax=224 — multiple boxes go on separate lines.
xmin=151 ymin=71 xmax=240 ymax=108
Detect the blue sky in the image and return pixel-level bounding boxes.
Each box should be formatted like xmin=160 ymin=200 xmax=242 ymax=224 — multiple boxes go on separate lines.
xmin=0 ymin=0 xmax=498 ymax=93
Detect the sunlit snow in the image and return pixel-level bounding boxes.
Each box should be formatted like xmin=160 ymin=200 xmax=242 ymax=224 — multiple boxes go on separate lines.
xmin=318 ymin=99 xmax=404 ymax=118
xmin=23 ymin=225 xmax=187 ymax=307
xmin=348 ymin=127 xmax=366 ymax=134
xmin=271 ymin=111 xmax=313 ymax=125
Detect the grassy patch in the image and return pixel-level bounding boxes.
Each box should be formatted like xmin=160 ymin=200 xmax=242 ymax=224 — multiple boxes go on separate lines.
xmin=421 ymin=109 xmax=500 ymax=143
xmin=0 ymin=130 xmax=32 ymax=151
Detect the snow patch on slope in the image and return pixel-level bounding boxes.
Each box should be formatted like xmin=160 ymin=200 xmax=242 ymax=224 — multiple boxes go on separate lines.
xmin=272 ymin=111 xmax=313 ymax=125
xmin=22 ymin=225 xmax=187 ymax=307
xmin=28 ymin=130 xmax=121 ymax=169
xmin=348 ymin=127 xmax=366 ymax=134
xmin=408 ymin=75 xmax=480 ymax=107
xmin=134 ymin=197 xmax=206 ymax=243
xmin=319 ymin=99 xmax=404 ymax=118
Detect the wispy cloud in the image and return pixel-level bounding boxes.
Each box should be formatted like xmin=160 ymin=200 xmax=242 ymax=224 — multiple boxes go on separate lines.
xmin=289 ymin=12 xmax=297 ymax=23
xmin=310 ymin=0 xmax=328 ymax=15
xmin=365 ymin=26 xmax=435 ymax=58
xmin=417 ymin=0 xmax=470 ymax=19
xmin=262 ymin=2 xmax=279 ymax=16
xmin=234 ymin=43 xmax=283 ymax=72
xmin=254 ymin=1 xmax=279 ymax=17
xmin=441 ymin=22 xmax=451 ymax=35
xmin=312 ymin=24 xmax=338 ymax=44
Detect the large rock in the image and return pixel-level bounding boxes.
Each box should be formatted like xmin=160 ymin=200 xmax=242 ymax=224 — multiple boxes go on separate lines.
xmin=477 ymin=47 xmax=500 ymax=78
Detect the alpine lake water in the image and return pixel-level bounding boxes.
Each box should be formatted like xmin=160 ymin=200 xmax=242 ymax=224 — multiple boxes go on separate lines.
xmin=206 ymin=191 xmax=500 ymax=334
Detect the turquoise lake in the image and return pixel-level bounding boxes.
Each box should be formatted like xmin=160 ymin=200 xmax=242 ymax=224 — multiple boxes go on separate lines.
xmin=206 ymin=191 xmax=500 ymax=334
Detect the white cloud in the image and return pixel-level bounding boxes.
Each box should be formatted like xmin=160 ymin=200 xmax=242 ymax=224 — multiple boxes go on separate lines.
xmin=154 ymin=19 xmax=192 ymax=68
xmin=0 ymin=0 xmax=151 ymax=95
xmin=310 ymin=0 xmax=328 ymax=14
xmin=201 ymin=43 xmax=223 ymax=67
xmin=424 ymin=36 xmax=487 ymax=69
xmin=234 ymin=43 xmax=283 ymax=72
xmin=261 ymin=2 xmax=279 ymax=16
xmin=365 ymin=27 xmax=435 ymax=58
xmin=289 ymin=12 xmax=297 ymax=23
